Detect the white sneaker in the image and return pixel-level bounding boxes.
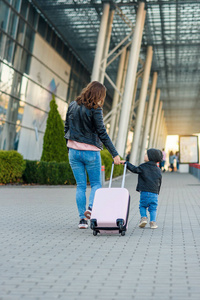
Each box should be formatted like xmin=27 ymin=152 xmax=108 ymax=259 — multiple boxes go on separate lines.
xmin=78 ymin=219 xmax=88 ymax=229
xmin=150 ymin=221 xmax=158 ymax=229
xmin=139 ymin=217 xmax=148 ymax=228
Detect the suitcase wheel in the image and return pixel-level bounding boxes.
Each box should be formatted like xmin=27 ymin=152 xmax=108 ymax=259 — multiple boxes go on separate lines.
xmin=116 ymin=219 xmax=124 ymax=231
xmin=90 ymin=219 xmax=97 ymax=230
xmin=121 ymin=231 xmax=126 ymax=236
xmin=93 ymin=230 xmax=97 ymax=236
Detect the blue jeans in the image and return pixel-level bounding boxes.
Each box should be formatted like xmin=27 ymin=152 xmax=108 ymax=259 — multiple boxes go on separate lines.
xmin=69 ymin=148 xmax=101 ymax=219
xmin=139 ymin=191 xmax=158 ymax=222
xmin=161 ymin=160 xmax=165 ymax=168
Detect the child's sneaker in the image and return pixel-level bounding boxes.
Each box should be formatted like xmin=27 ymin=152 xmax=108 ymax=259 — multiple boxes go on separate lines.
xmin=150 ymin=221 xmax=158 ymax=229
xmin=78 ymin=219 xmax=88 ymax=229
xmin=84 ymin=207 xmax=92 ymax=219
xmin=139 ymin=217 xmax=148 ymax=228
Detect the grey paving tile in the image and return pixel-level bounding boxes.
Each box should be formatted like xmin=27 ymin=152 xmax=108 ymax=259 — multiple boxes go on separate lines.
xmin=0 ymin=172 xmax=200 ymax=300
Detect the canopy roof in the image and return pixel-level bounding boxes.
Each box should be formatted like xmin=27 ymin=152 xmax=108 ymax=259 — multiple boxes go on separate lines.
xmin=32 ymin=0 xmax=200 ymax=135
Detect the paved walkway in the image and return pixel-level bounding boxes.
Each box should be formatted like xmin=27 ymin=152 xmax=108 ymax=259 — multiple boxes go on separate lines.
xmin=0 ymin=172 xmax=200 ymax=300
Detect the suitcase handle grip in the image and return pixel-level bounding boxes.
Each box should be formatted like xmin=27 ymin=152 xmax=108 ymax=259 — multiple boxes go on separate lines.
xmin=109 ymin=161 xmax=127 ymax=188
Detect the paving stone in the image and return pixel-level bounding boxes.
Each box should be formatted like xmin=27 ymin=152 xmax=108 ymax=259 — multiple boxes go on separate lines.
xmin=0 ymin=172 xmax=200 ymax=300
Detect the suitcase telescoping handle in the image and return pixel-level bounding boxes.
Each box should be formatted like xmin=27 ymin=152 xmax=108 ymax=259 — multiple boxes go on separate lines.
xmin=108 ymin=161 xmax=127 ymax=188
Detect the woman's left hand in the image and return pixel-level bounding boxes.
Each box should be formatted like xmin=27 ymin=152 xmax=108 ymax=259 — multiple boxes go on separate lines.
xmin=113 ymin=155 xmax=121 ymax=165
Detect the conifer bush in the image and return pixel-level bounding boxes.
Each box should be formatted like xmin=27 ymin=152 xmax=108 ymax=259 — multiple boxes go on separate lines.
xmin=41 ymin=94 xmax=68 ymax=162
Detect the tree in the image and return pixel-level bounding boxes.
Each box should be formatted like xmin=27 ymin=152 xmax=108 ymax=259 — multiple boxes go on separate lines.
xmin=41 ymin=94 xmax=68 ymax=162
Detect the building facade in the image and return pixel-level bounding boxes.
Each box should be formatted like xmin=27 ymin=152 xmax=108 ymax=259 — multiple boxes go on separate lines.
xmin=0 ymin=0 xmax=91 ymax=159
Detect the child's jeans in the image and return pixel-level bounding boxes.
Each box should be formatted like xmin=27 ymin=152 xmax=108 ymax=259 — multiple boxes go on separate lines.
xmin=139 ymin=191 xmax=158 ymax=222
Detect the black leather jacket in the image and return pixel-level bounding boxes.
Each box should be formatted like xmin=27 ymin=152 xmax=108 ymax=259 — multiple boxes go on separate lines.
xmin=64 ymin=101 xmax=118 ymax=158
xmin=127 ymin=161 xmax=162 ymax=194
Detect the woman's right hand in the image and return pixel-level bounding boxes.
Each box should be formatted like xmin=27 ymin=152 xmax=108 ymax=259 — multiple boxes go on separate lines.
xmin=113 ymin=155 xmax=121 ymax=165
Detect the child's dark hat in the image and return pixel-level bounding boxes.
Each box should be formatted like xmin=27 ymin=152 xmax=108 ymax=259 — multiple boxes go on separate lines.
xmin=147 ymin=148 xmax=163 ymax=163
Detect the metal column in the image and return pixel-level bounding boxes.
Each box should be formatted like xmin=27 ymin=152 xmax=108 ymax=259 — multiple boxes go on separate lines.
xmin=91 ymin=3 xmax=110 ymax=81
xmin=156 ymin=110 xmax=164 ymax=149
xmin=127 ymin=77 xmax=139 ymax=138
xmin=109 ymin=48 xmax=126 ymax=140
xmin=130 ymin=46 xmax=153 ymax=164
xmin=137 ymin=101 xmax=148 ymax=163
xmin=99 ymin=9 xmax=115 ymax=84
xmin=140 ymin=72 xmax=158 ymax=163
xmin=148 ymin=89 xmax=160 ymax=148
xmin=113 ymin=50 xmax=130 ymax=145
xmin=163 ymin=121 xmax=168 ymax=148
xmin=116 ymin=2 xmax=146 ymax=156
xmin=160 ymin=113 xmax=166 ymax=149
xmin=153 ymin=102 xmax=163 ymax=148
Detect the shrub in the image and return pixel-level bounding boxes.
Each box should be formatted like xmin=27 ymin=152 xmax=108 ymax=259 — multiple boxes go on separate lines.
xmin=23 ymin=160 xmax=76 ymax=185
xmin=101 ymin=149 xmax=124 ymax=180
xmin=41 ymin=94 xmax=68 ymax=163
xmin=0 ymin=150 xmax=26 ymax=184
xmin=22 ymin=150 xmax=123 ymax=185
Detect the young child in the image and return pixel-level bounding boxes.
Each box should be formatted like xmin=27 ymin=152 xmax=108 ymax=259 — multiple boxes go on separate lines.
xmin=121 ymin=148 xmax=163 ymax=229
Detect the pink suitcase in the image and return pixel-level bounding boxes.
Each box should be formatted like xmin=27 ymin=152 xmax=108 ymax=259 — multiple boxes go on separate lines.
xmin=90 ymin=162 xmax=130 ymax=236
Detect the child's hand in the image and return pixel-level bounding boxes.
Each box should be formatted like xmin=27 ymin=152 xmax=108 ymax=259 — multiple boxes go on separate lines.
xmin=120 ymin=160 xmax=126 ymax=164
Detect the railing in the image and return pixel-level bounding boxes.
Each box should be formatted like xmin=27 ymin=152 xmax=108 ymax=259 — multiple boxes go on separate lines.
xmin=189 ymin=163 xmax=200 ymax=181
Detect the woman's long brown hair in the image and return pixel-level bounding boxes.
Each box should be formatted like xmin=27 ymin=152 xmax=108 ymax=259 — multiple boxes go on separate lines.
xmin=76 ymin=81 xmax=106 ymax=109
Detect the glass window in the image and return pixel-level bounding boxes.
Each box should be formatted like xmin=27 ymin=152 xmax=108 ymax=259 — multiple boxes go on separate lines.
xmin=20 ymin=49 xmax=31 ymax=74
xmin=51 ymin=31 xmax=57 ymax=48
xmin=0 ymin=62 xmax=14 ymax=96
xmin=0 ymin=32 xmax=8 ymax=60
xmin=0 ymin=87 xmax=9 ymax=149
xmin=0 ymin=95 xmax=23 ymax=151
xmin=0 ymin=65 xmax=23 ymax=150
xmin=24 ymin=25 xmax=35 ymax=52
xmin=62 ymin=45 xmax=69 ymax=61
xmin=0 ymin=2 xmax=9 ymax=31
xmin=12 ymin=43 xmax=22 ymax=68
xmin=5 ymin=38 xmax=15 ymax=63
xmin=68 ymin=72 xmax=80 ymax=102
xmin=12 ymin=0 xmax=21 ymax=12
xmin=67 ymin=50 xmax=72 ymax=64
xmin=15 ymin=19 xmax=25 ymax=44
xmin=7 ymin=10 xmax=18 ymax=38
xmin=20 ymin=0 xmax=28 ymax=19
xmin=38 ymin=15 xmax=47 ymax=38
xmin=0 ymin=32 xmax=3 ymax=57
xmin=46 ymin=25 xmax=52 ymax=43
xmin=28 ymin=4 xmax=38 ymax=28
xmin=12 ymin=45 xmax=31 ymax=75
xmin=24 ymin=53 xmax=31 ymax=74
xmin=56 ymin=37 xmax=63 ymax=55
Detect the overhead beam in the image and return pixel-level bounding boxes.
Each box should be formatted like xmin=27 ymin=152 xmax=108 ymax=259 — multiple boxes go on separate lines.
xmin=159 ymin=2 xmax=168 ymax=83
xmin=34 ymin=1 xmax=200 ymax=10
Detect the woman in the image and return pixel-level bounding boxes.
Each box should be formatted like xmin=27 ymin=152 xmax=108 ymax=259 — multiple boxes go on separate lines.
xmin=161 ymin=148 xmax=166 ymax=172
xmin=169 ymin=151 xmax=175 ymax=172
xmin=175 ymin=151 xmax=180 ymax=171
xmin=64 ymin=81 xmax=120 ymax=229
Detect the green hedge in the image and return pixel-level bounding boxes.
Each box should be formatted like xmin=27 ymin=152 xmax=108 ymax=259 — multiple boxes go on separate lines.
xmin=23 ymin=160 xmax=75 ymax=185
xmin=0 ymin=150 xmax=124 ymax=185
xmin=101 ymin=149 xmax=124 ymax=180
xmin=23 ymin=150 xmax=123 ymax=185
xmin=0 ymin=150 xmax=26 ymax=184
